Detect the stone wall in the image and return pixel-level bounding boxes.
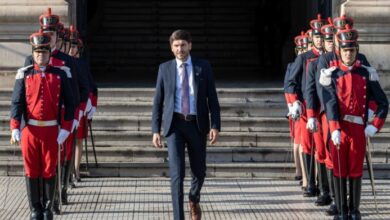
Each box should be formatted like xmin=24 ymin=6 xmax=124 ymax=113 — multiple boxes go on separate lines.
xmin=342 ymin=0 xmax=390 ymax=89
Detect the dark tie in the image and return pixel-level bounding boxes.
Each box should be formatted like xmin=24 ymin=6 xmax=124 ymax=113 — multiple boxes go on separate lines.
xmin=180 ymin=63 xmax=190 ymax=115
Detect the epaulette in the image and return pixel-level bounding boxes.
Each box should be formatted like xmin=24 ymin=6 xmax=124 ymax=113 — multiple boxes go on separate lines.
xmin=362 ymin=65 xmax=379 ymax=81
xmin=55 ymin=66 xmax=72 ymax=78
xmin=15 ymin=65 xmax=33 ymax=79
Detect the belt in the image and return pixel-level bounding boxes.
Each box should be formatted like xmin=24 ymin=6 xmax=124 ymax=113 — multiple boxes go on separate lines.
xmin=343 ymin=115 xmax=364 ymax=125
xmin=28 ymin=119 xmax=58 ymax=127
xmin=174 ymin=113 xmax=197 ymax=121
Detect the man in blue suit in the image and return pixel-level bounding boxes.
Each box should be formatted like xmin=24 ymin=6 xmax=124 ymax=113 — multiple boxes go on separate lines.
xmin=152 ymin=29 xmax=221 ymax=220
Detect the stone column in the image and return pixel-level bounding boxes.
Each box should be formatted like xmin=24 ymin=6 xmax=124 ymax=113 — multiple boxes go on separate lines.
xmin=341 ymin=0 xmax=390 ymax=88
xmin=0 ymin=0 xmax=69 ymax=88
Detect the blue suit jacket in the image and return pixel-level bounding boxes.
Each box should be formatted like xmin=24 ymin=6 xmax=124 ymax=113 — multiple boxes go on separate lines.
xmin=152 ymin=58 xmax=221 ymax=136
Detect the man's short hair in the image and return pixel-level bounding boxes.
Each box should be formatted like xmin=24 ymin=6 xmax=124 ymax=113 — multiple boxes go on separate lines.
xmin=169 ymin=30 xmax=192 ymax=45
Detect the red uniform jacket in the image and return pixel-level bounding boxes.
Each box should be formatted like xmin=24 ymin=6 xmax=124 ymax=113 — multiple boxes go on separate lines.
xmin=10 ymin=64 xmax=75 ymax=132
xmin=321 ymin=61 xmax=388 ymax=133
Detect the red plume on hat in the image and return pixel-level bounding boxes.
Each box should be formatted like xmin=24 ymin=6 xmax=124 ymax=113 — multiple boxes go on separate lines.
xmin=321 ymin=17 xmax=335 ymax=40
xmin=310 ymin=14 xmax=327 ymax=35
xmin=69 ymin=24 xmax=80 ymax=44
xmin=29 ymin=28 xmax=51 ymax=50
xmin=336 ymin=24 xmax=359 ymax=48
xmin=39 ymin=7 xmax=60 ymax=31
xmin=294 ymin=31 xmax=309 ymax=48
xmin=333 ymin=14 xmax=354 ymax=30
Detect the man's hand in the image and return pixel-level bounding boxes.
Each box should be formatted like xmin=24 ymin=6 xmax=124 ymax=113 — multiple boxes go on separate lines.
xmin=88 ymin=106 xmax=96 ymax=119
xmin=291 ymin=101 xmax=302 ymax=121
xmin=306 ymin=117 xmax=318 ymax=132
xmin=208 ymin=129 xmax=219 ymax=145
xmin=11 ymin=129 xmax=21 ymax=145
xmin=153 ymin=133 xmax=163 ymax=148
xmin=365 ymin=125 xmax=378 ymax=137
xmin=57 ymin=129 xmax=70 ymax=145
xmin=331 ymin=130 xmax=341 ymax=146
xmin=72 ymin=119 xmax=79 ymax=132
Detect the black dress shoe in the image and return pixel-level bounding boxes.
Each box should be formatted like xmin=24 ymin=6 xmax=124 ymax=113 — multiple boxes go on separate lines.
xmin=295 ymin=176 xmax=302 ymax=181
xmin=70 ymin=181 xmax=76 ymax=189
xmin=315 ymin=194 xmax=332 ymax=206
xmin=333 ymin=214 xmax=348 ymax=220
xmin=325 ymin=203 xmax=338 ymax=216
xmin=303 ymin=187 xmax=317 ymax=197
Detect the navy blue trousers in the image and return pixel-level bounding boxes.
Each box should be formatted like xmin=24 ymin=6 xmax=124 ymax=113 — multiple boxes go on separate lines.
xmin=166 ymin=117 xmax=207 ymax=220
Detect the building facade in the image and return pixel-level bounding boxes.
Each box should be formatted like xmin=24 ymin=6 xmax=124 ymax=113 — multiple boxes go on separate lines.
xmin=0 ymin=0 xmax=389 ymax=88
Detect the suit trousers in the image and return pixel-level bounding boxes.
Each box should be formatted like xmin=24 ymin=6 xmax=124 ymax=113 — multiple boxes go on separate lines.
xmin=166 ymin=117 xmax=207 ymax=220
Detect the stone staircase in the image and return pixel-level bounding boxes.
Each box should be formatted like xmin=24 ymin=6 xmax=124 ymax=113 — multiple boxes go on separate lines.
xmin=1 ymin=86 xmax=390 ymax=179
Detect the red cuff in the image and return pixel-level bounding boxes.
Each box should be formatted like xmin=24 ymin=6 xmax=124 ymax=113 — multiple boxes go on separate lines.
xmin=79 ymin=102 xmax=87 ymax=113
xmin=10 ymin=118 xmax=21 ymax=130
xmin=328 ymin=120 xmax=341 ymax=133
xmin=61 ymin=119 xmax=73 ymax=132
xmin=372 ymin=117 xmax=385 ymax=131
xmin=92 ymin=95 xmax=98 ymax=107
xmin=284 ymin=93 xmax=291 ymax=105
xmin=74 ymin=106 xmax=80 ymax=120
xmin=286 ymin=93 xmax=298 ymax=104
xmin=369 ymin=100 xmax=377 ymax=112
xmin=306 ymin=109 xmax=317 ymax=118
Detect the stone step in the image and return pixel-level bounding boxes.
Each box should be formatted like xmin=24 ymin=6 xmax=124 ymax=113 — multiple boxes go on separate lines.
xmin=0 ymin=147 xmax=293 ymax=163
xmin=0 ymin=130 xmax=292 ymax=148
xmin=1 ymin=146 xmax=388 ymax=164
xmin=0 ymin=102 xmax=288 ymax=118
xmin=0 ymin=100 xmax=287 ymax=117
xmin=2 ymin=160 xmax=390 ymax=179
xmin=0 ymin=88 xmax=285 ymax=101
xmin=0 ymin=115 xmax=291 ymax=132
xmin=1 ymin=130 xmax=390 ymax=150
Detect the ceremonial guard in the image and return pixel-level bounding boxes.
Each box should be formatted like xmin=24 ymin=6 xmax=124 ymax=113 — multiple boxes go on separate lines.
xmin=23 ymin=8 xmax=89 ymax=212
xmin=10 ymin=30 xmax=75 ymax=220
xmin=68 ymin=31 xmax=98 ymax=183
xmin=284 ymin=32 xmax=309 ymax=187
xmin=320 ymin=25 xmax=388 ymax=220
xmin=304 ymin=17 xmax=334 ymax=207
xmin=285 ymin=14 xmax=326 ymax=197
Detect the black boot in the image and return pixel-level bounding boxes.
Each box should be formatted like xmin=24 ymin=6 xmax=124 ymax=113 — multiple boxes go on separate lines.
xmin=325 ymin=169 xmax=338 ymax=215
xmin=52 ymin=185 xmax=61 ymax=215
xmin=315 ymin=162 xmax=332 ymax=206
xmin=42 ymin=176 xmax=56 ymax=220
xmin=61 ymin=161 xmax=72 ymax=205
xmin=349 ymin=177 xmax=362 ymax=220
xmin=303 ymin=153 xmax=316 ymax=197
xmin=326 ymin=202 xmax=338 ymax=216
xmin=26 ymin=177 xmax=43 ymax=220
xmin=333 ymin=176 xmax=348 ymax=220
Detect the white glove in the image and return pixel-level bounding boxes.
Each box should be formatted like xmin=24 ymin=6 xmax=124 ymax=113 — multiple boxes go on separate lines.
xmin=365 ymin=125 xmax=378 ymax=137
xmin=368 ymin=109 xmax=375 ymax=123
xmin=319 ymin=66 xmax=337 ymax=86
xmin=85 ymin=98 xmax=92 ymax=115
xmin=291 ymin=101 xmax=302 ymax=120
xmin=88 ymin=106 xmax=96 ymax=119
xmin=287 ymin=104 xmax=293 ymax=117
xmin=78 ymin=110 xmax=83 ymax=121
xmin=57 ymin=129 xmax=70 ymax=145
xmin=331 ymin=130 xmax=341 ymax=146
xmin=306 ymin=117 xmax=318 ymax=132
xmin=11 ymin=129 xmax=21 ymax=143
xmin=72 ymin=119 xmax=79 ymax=132
xmin=323 ymin=66 xmax=337 ymax=76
